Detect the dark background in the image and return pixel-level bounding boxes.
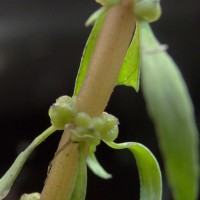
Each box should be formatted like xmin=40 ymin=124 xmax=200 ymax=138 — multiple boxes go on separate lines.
xmin=0 ymin=0 xmax=199 ymax=199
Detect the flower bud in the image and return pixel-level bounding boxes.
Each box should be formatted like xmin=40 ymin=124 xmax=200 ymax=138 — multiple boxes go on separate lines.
xmin=102 ymin=125 xmax=119 ymax=142
xmin=49 ymin=96 xmax=77 ymax=130
xmin=101 ymin=112 xmax=119 ymax=133
xmin=75 ymin=112 xmax=91 ymax=127
xmin=91 ymin=117 xmax=106 ymax=133
xmin=20 ymin=193 xmax=40 ymax=200
xmin=100 ymin=112 xmax=119 ymax=142
xmin=134 ymin=0 xmax=161 ymax=22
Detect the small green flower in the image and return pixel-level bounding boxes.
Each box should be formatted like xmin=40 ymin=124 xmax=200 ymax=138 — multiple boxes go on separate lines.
xmin=49 ymin=96 xmax=77 ymax=130
xmin=75 ymin=112 xmax=91 ymax=127
xmin=101 ymin=112 xmax=119 ymax=142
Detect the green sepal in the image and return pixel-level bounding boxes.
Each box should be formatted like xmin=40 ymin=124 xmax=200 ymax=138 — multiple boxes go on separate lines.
xmin=74 ymin=11 xmax=106 ymax=96
xmin=117 ymin=23 xmax=140 ymax=91
xmin=87 ymin=145 xmax=112 ymax=179
xmin=0 ymin=126 xmax=56 ymax=200
xmin=105 ymin=141 xmax=162 ymax=200
xmin=140 ymin=21 xmax=199 ymax=200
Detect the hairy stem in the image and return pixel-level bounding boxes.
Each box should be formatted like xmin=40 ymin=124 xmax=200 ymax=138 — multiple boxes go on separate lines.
xmin=40 ymin=1 xmax=135 ymax=200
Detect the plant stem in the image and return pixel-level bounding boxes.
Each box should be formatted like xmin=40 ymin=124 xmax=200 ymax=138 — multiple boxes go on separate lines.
xmin=77 ymin=0 xmax=135 ymax=116
xmin=40 ymin=1 xmax=135 ymax=200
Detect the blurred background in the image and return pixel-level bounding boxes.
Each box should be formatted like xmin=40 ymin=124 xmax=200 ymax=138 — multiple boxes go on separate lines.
xmin=0 ymin=0 xmax=199 ymax=199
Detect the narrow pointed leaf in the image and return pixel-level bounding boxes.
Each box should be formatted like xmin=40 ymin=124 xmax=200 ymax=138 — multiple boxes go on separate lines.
xmin=70 ymin=143 xmax=87 ymax=200
xmin=0 ymin=126 xmax=56 ymax=200
xmin=140 ymin=21 xmax=199 ymax=200
xmin=117 ymin=23 xmax=140 ymax=91
xmin=74 ymin=12 xmax=106 ymax=96
xmin=87 ymin=146 xmax=112 ymax=179
xmin=85 ymin=6 xmax=107 ymax=26
xmin=105 ymin=141 xmax=162 ymax=200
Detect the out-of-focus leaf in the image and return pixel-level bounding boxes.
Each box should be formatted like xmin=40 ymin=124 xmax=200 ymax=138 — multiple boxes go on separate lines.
xmin=117 ymin=23 xmax=140 ymax=91
xmin=74 ymin=12 xmax=106 ymax=96
xmin=0 ymin=126 xmax=56 ymax=200
xmin=105 ymin=141 xmax=162 ymax=200
xmin=140 ymin=21 xmax=199 ymax=200
xmin=87 ymin=146 xmax=112 ymax=179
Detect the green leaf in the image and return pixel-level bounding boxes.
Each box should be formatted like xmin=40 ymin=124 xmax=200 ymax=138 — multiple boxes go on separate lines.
xmin=0 ymin=126 xmax=56 ymax=200
xmin=74 ymin=11 xmax=106 ymax=96
xmin=87 ymin=146 xmax=112 ymax=179
xmin=105 ymin=141 xmax=162 ymax=200
xmin=140 ymin=21 xmax=199 ymax=200
xmin=85 ymin=6 xmax=107 ymax=26
xmin=70 ymin=143 xmax=87 ymax=200
xmin=117 ymin=23 xmax=140 ymax=91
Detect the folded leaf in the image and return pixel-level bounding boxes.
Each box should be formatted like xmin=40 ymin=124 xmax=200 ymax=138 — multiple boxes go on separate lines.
xmin=140 ymin=21 xmax=199 ymax=200
xmin=0 ymin=126 xmax=56 ymax=200
xmin=87 ymin=146 xmax=112 ymax=179
xmin=117 ymin=23 xmax=140 ymax=91
xmin=105 ymin=141 xmax=162 ymax=200
xmin=74 ymin=11 xmax=106 ymax=96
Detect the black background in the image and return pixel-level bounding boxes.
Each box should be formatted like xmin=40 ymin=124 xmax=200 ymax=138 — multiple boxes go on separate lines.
xmin=0 ymin=0 xmax=199 ymax=199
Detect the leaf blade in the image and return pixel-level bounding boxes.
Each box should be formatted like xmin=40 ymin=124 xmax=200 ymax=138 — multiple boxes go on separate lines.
xmin=140 ymin=21 xmax=199 ymax=200
xmin=87 ymin=146 xmax=112 ymax=179
xmin=0 ymin=126 xmax=56 ymax=200
xmin=117 ymin=23 xmax=140 ymax=91
xmin=70 ymin=143 xmax=87 ymax=200
xmin=74 ymin=12 xmax=106 ymax=96
xmin=105 ymin=141 xmax=162 ymax=200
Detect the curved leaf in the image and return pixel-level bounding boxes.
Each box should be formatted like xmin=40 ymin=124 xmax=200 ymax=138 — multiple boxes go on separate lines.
xmin=74 ymin=11 xmax=106 ymax=96
xmin=117 ymin=23 xmax=140 ymax=91
xmin=0 ymin=126 xmax=56 ymax=200
xmin=87 ymin=146 xmax=112 ymax=179
xmin=105 ymin=141 xmax=162 ymax=200
xmin=140 ymin=21 xmax=199 ymax=200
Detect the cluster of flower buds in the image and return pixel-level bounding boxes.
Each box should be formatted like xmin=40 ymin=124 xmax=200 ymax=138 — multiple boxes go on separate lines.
xmin=49 ymin=96 xmax=119 ymax=145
